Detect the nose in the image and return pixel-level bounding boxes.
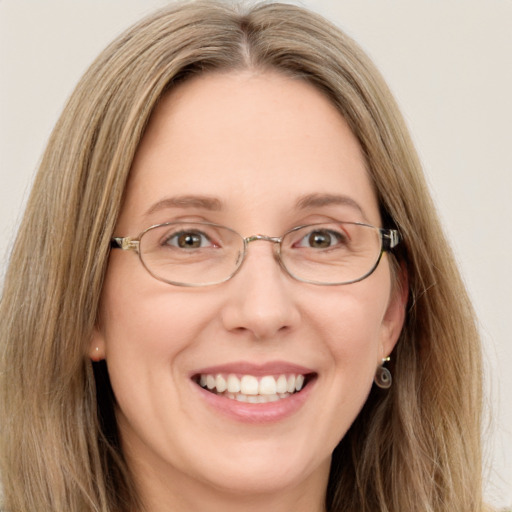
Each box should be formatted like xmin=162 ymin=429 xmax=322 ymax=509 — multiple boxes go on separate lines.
xmin=220 ymin=240 xmax=301 ymax=340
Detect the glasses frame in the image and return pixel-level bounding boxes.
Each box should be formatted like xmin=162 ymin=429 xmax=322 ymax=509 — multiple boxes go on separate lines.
xmin=110 ymin=221 xmax=401 ymax=287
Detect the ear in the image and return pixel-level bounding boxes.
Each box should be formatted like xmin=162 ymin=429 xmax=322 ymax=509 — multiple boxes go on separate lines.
xmin=89 ymin=326 xmax=106 ymax=362
xmin=379 ymin=262 xmax=408 ymax=359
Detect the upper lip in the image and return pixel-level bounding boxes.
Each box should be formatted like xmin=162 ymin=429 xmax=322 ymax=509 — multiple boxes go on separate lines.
xmin=190 ymin=360 xmax=315 ymax=378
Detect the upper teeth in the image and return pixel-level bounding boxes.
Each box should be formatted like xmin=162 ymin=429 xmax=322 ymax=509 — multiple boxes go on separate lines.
xmin=199 ymin=373 xmax=305 ymax=395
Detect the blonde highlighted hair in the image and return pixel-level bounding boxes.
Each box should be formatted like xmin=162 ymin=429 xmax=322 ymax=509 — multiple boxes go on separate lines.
xmin=0 ymin=1 xmax=484 ymax=510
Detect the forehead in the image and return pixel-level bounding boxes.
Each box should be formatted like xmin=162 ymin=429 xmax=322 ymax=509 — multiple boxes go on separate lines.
xmin=119 ymin=70 xmax=380 ymax=232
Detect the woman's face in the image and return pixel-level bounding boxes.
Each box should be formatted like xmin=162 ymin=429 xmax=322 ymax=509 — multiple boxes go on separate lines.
xmin=92 ymin=71 xmax=405 ymax=505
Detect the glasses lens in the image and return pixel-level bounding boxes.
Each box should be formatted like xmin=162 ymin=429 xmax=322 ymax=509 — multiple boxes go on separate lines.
xmin=280 ymin=222 xmax=382 ymax=284
xmin=139 ymin=222 xmax=244 ymax=286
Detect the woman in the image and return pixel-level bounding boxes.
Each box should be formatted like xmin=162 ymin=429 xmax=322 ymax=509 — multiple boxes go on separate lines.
xmin=0 ymin=1 xmax=485 ymax=511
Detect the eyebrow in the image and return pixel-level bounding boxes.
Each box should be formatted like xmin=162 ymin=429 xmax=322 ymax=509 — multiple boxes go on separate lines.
xmin=143 ymin=192 xmax=368 ymax=220
xmin=295 ymin=193 xmax=368 ymax=220
xmin=144 ymin=195 xmax=222 ymax=217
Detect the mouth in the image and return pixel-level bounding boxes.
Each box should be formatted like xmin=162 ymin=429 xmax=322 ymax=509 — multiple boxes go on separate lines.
xmin=193 ymin=372 xmax=314 ymax=403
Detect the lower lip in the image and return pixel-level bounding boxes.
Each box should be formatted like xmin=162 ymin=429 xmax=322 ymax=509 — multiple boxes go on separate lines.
xmin=193 ymin=379 xmax=315 ymax=424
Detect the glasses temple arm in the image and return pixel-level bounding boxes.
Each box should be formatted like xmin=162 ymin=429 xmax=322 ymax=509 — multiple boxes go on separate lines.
xmin=110 ymin=237 xmax=139 ymax=251
xmin=381 ymin=229 xmax=401 ymax=252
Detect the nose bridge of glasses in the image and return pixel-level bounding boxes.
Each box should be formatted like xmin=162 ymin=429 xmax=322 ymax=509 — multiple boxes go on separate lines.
xmin=241 ymin=234 xmax=283 ymax=265
xmin=244 ymin=234 xmax=282 ymax=245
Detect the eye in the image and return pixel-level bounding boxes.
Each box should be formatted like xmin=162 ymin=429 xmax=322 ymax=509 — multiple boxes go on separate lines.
xmin=164 ymin=230 xmax=215 ymax=249
xmin=295 ymin=228 xmax=347 ymax=249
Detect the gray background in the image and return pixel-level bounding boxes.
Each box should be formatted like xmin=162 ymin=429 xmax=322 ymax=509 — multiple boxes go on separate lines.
xmin=0 ymin=0 xmax=510 ymax=506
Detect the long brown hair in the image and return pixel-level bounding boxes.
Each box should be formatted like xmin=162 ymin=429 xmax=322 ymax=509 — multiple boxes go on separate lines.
xmin=0 ymin=2 xmax=484 ymax=510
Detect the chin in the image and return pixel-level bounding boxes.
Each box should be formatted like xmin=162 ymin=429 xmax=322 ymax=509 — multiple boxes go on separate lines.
xmin=200 ymin=459 xmax=326 ymax=497
xmin=184 ymin=435 xmax=332 ymax=497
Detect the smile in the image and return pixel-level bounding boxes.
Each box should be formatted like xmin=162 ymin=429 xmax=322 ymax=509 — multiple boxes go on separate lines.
xmin=195 ymin=373 xmax=308 ymax=403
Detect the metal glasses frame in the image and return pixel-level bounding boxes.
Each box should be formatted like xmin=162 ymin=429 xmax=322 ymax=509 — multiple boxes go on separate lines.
xmin=110 ymin=221 xmax=401 ymax=287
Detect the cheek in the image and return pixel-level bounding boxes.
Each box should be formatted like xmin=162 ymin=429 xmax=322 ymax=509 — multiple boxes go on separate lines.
xmin=97 ymin=278 xmax=221 ymax=437
xmin=99 ymin=253 xmax=217 ymax=359
xmin=296 ymin=281 xmax=391 ymax=450
xmin=327 ymin=302 xmax=381 ymax=393
xmin=315 ymin=285 xmax=389 ymax=356
xmin=309 ymin=271 xmax=392 ymax=394
xmin=101 ymin=289 xmax=216 ymax=363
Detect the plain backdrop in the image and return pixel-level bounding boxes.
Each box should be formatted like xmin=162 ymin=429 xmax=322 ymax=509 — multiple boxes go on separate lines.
xmin=0 ymin=0 xmax=511 ymax=507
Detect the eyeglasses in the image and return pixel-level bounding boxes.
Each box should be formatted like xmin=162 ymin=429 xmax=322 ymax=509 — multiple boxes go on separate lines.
xmin=110 ymin=221 xmax=400 ymax=287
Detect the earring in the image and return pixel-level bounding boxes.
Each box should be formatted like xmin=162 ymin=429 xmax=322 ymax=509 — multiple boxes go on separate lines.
xmin=90 ymin=346 xmax=102 ymax=362
xmin=374 ymin=357 xmax=392 ymax=389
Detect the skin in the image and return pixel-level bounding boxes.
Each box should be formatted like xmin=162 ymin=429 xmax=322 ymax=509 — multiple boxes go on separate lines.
xmin=92 ymin=70 xmax=406 ymax=512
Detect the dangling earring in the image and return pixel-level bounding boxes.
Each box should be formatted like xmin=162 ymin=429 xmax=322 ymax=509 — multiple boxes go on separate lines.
xmin=374 ymin=356 xmax=392 ymax=389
